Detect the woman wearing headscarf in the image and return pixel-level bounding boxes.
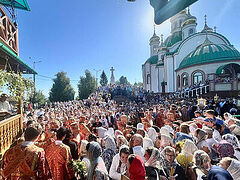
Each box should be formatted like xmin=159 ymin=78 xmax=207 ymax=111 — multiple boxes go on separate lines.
xmin=192 ymin=150 xmax=211 ymax=180
xmin=109 ymin=145 xmax=130 ymax=180
xmin=216 ymin=140 xmax=235 ymax=159
xmin=86 ymin=142 xmax=109 ymax=180
xmin=97 ymin=127 xmax=107 ymax=139
xmin=222 ymin=133 xmax=240 ymax=160
xmin=143 ymin=137 xmax=154 ymax=150
xmin=160 ymin=134 xmax=173 ymax=151
xmin=195 ymin=129 xmax=210 ymax=154
xmin=116 ymin=135 xmax=129 ymax=149
xmin=102 ymin=136 xmax=117 ymax=172
xmin=147 ymin=127 xmax=157 ymax=144
xmin=219 ymin=157 xmax=240 ymax=180
xmin=175 ymin=124 xmax=193 ymax=143
xmin=79 ymin=140 xmax=90 ymax=171
xmin=161 ymin=146 xmax=186 ymax=180
xmin=176 ymin=139 xmax=198 ymax=170
xmin=128 ymin=154 xmax=146 ymax=180
xmin=145 ymin=147 xmax=167 ymax=180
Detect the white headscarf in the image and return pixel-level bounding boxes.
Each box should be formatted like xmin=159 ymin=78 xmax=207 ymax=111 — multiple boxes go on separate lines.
xmin=97 ymin=127 xmax=107 ymax=138
xmin=230 ymin=124 xmax=240 ymax=136
xmin=137 ymin=123 xmax=144 ymax=130
xmin=145 ymin=147 xmax=161 ymax=169
xmin=104 ymin=128 xmax=114 ymax=138
xmin=143 ymin=137 xmax=154 ymax=150
xmin=147 ymin=127 xmax=157 ymax=143
xmin=182 ymin=139 xmax=198 ymax=156
xmin=160 ymin=126 xmax=170 ymax=136
xmin=227 ymin=159 xmax=240 ymax=180
xmin=161 ymin=134 xmax=173 ymax=147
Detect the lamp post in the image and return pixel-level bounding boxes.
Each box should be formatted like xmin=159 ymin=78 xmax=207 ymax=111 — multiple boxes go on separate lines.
xmin=93 ymin=69 xmax=101 ymax=88
xmin=29 ymin=57 xmax=42 ymax=96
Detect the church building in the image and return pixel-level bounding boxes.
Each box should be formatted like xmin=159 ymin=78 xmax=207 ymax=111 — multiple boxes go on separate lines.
xmin=142 ymin=10 xmax=240 ymax=96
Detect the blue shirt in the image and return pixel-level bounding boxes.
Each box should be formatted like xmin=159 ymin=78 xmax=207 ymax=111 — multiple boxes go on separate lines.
xmin=207 ymin=165 xmax=233 ymax=180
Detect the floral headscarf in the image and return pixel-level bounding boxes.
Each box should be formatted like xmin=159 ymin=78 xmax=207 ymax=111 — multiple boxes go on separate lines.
xmin=116 ymin=135 xmax=129 ymax=148
xmin=161 ymin=146 xmax=178 ymax=168
xmin=217 ymin=140 xmax=235 ymax=158
xmin=222 ymin=134 xmax=240 ymax=149
xmin=87 ymin=142 xmax=102 ymax=180
xmin=227 ymin=158 xmax=240 ymax=179
xmin=145 ymin=147 xmax=161 ymax=169
xmin=105 ymin=136 xmax=117 ymax=153
xmin=193 ymin=150 xmax=210 ymax=169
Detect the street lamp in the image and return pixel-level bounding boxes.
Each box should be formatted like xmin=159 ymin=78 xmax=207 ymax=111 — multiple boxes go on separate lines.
xmin=29 ymin=57 xmax=42 ymax=95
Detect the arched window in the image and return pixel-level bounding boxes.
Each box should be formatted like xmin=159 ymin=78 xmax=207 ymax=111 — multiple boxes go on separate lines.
xmin=182 ymin=74 xmax=188 ymax=87
xmin=193 ymin=72 xmax=203 ymax=84
xmin=188 ymin=28 xmax=194 ymax=36
xmin=177 ymin=75 xmax=180 ymax=87
xmin=147 ymin=74 xmax=151 ymax=84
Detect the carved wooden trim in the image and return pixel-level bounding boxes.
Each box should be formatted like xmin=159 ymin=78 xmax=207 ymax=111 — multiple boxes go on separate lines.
xmin=0 ymin=6 xmax=19 ymax=55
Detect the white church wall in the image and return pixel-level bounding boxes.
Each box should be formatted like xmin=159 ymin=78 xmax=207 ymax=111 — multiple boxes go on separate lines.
xmin=166 ymin=56 xmax=174 ymax=92
xmin=142 ymin=66 xmax=146 ymax=89
xmin=158 ymin=67 xmax=164 ymax=92
xmin=151 ymin=65 xmax=159 ymax=92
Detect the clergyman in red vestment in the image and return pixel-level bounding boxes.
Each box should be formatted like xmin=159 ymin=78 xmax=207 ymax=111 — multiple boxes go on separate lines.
xmin=1 ymin=124 xmax=52 ymax=180
xmin=44 ymin=127 xmax=75 ymax=180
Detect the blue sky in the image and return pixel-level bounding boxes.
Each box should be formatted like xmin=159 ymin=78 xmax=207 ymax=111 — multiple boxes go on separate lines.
xmin=15 ymin=0 xmax=240 ymax=97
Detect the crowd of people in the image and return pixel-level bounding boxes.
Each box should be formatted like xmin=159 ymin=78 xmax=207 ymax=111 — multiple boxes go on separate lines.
xmin=1 ymin=88 xmax=240 ymax=180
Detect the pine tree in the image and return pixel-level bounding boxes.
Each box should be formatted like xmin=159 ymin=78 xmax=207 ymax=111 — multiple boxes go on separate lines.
xmin=78 ymin=70 xmax=96 ymax=100
xmin=49 ymin=72 xmax=75 ymax=102
xmin=119 ymin=76 xmax=129 ymax=85
xmin=100 ymin=70 xmax=108 ymax=86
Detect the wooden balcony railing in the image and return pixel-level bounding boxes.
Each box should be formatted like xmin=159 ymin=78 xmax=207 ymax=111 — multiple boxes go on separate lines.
xmin=0 ymin=114 xmax=23 ymax=158
xmin=0 ymin=6 xmax=19 ymax=55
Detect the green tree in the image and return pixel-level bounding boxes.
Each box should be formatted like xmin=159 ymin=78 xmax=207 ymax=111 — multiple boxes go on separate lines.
xmin=78 ymin=70 xmax=96 ymax=100
xmin=133 ymin=82 xmax=143 ymax=88
xmin=119 ymin=76 xmax=129 ymax=85
xmin=100 ymin=70 xmax=108 ymax=86
xmin=32 ymin=90 xmax=46 ymax=107
xmin=49 ymin=72 xmax=75 ymax=102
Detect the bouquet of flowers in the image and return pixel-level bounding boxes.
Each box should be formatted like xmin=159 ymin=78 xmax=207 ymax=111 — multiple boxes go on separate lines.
xmin=71 ymin=160 xmax=86 ymax=179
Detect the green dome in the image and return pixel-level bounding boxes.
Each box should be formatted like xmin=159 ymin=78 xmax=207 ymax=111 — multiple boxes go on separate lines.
xmin=178 ymin=39 xmax=240 ymax=70
xmin=182 ymin=16 xmax=197 ymax=27
xmin=145 ymin=55 xmax=158 ymax=64
xmin=164 ymin=31 xmax=182 ymax=47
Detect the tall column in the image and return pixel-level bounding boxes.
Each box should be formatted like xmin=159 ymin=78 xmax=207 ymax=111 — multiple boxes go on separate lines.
xmin=110 ymin=67 xmax=115 ymax=85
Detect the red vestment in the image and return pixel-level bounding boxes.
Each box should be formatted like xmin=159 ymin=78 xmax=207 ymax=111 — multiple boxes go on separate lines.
xmin=1 ymin=143 xmax=52 ymax=180
xmin=156 ymin=112 xmax=165 ymax=128
xmin=45 ymin=141 xmax=75 ymax=180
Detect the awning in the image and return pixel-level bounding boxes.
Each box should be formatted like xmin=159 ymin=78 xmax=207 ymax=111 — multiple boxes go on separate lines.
xmin=216 ymin=63 xmax=240 ymax=75
xmin=0 ymin=0 xmax=30 ymax=11
xmin=216 ymin=65 xmax=226 ymax=75
xmin=0 ymin=41 xmax=37 ymax=74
